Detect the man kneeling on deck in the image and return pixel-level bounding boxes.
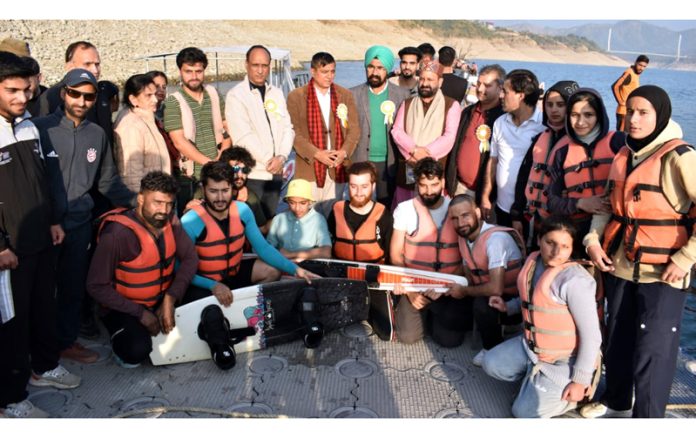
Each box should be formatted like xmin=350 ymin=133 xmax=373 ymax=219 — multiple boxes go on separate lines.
xmin=87 ymin=171 xmax=199 ymax=368
xmin=181 ymin=161 xmax=316 ymax=368
xmin=390 ymin=158 xmax=469 ymax=347
xmin=445 ymin=194 xmax=526 ymax=366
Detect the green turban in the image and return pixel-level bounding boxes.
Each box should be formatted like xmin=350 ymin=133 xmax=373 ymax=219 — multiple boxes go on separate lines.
xmin=364 ymin=45 xmax=395 ymax=73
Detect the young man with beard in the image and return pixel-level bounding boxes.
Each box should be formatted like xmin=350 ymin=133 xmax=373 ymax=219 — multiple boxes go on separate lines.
xmin=350 ymin=46 xmax=410 ymax=207
xmin=481 ymin=69 xmax=544 ymax=226
xmin=33 ymin=69 xmax=135 ymax=364
xmin=389 ymin=46 xmax=421 ymax=96
xmin=391 ymin=62 xmax=461 ymax=208
xmin=164 ymin=47 xmax=232 ymax=211
xmin=445 ymin=64 xmax=506 ymax=201
xmin=181 ymin=162 xmax=316 ymax=308
xmin=86 ymin=172 xmax=199 ymax=368
xmin=328 ymin=162 xmax=393 ymax=263
xmin=287 ymin=52 xmax=360 ymax=218
xmin=219 ymin=146 xmax=269 ymax=233
xmin=389 ymin=158 xmax=467 ymax=347
xmin=446 ymin=194 xmax=525 ymax=367
xmin=225 ymin=45 xmax=294 ymax=223
xmin=0 ymin=51 xmax=79 ymax=419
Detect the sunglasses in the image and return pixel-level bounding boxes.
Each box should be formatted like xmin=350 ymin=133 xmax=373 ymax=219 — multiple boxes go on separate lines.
xmin=64 ymin=87 xmax=97 ymax=102
xmin=231 ymin=165 xmax=251 ymax=174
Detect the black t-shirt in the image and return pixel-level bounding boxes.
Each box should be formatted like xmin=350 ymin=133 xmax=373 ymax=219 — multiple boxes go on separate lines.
xmin=327 ymin=202 xmax=393 ymax=263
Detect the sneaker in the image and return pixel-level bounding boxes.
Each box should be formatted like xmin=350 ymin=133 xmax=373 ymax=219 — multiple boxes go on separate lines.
xmin=60 ymin=342 xmax=99 ymax=364
xmin=30 ymin=364 xmax=81 ymax=389
xmin=1 ymin=400 xmax=49 ymax=418
xmin=472 ymin=349 xmax=488 ymax=367
xmin=579 ymin=402 xmax=632 ymax=418
xmin=113 ymin=353 xmax=141 ymax=369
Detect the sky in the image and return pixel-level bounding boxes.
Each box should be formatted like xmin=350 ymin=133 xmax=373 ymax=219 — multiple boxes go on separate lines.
xmin=494 ymin=20 xmax=696 ymax=32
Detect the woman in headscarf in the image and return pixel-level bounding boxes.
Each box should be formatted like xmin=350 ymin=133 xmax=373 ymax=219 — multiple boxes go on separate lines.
xmin=113 ymin=74 xmax=171 ymax=193
xmin=582 ymin=85 xmax=696 ymax=418
xmin=545 ymin=88 xmax=626 ymax=258
xmin=510 ymin=80 xmax=579 ymax=251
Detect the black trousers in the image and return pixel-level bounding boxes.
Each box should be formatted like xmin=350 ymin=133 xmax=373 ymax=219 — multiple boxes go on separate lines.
xmin=101 ymin=310 xmax=153 ymax=365
xmin=0 ymin=248 xmax=59 ymax=407
xmin=602 ymin=274 xmax=687 ymax=418
xmin=473 ymin=295 xmax=521 ymax=350
xmin=395 ymin=295 xmax=473 ymax=348
xmin=247 ymin=177 xmax=283 ymax=220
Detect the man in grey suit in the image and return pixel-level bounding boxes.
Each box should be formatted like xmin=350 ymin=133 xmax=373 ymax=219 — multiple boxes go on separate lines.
xmin=350 ymin=46 xmax=410 ymax=207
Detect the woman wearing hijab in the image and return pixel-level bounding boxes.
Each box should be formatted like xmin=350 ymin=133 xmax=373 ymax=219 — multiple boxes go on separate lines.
xmin=545 ymin=88 xmax=626 ymax=257
xmin=582 ymin=85 xmax=696 ymax=418
xmin=510 ymin=80 xmax=579 ymax=250
xmin=113 ymin=74 xmax=171 ymax=193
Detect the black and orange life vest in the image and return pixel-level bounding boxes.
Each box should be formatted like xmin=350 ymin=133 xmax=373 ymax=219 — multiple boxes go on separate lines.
xmin=98 ymin=208 xmax=176 ymax=307
xmin=525 ymin=130 xmax=567 ymax=218
xmin=332 ymin=201 xmax=386 ymax=263
xmin=191 ymin=203 xmax=246 ymax=281
xmin=602 ymin=139 xmax=696 ymax=281
xmin=403 ymin=198 xmax=461 ymax=274
xmin=562 ymin=134 xmax=616 ymax=220
xmin=458 ymin=225 xmax=525 ymax=295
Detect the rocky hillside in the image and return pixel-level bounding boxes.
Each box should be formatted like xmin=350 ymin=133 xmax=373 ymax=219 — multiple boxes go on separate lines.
xmin=1 ymin=20 xmax=625 ymax=85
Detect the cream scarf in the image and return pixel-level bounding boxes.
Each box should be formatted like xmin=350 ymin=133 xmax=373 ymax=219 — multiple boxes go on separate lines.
xmin=405 ymin=90 xmax=446 ymax=146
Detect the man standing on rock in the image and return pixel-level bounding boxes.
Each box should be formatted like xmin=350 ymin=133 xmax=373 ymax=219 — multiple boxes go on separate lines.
xmin=287 ymin=52 xmax=360 ymax=217
xmin=225 ymin=45 xmax=294 ymax=222
xmin=611 ymin=54 xmax=649 ymax=131
xmin=164 ymin=47 xmax=232 ymax=212
xmin=351 ymin=45 xmax=410 ymax=207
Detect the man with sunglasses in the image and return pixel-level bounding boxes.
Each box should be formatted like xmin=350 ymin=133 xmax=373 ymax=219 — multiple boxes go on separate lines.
xmin=33 ymin=69 xmax=135 ymax=364
xmin=219 ymin=146 xmax=269 ymax=233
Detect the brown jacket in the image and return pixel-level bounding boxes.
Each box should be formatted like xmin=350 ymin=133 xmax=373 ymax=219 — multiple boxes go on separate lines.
xmin=286 ymin=83 xmax=360 ymax=182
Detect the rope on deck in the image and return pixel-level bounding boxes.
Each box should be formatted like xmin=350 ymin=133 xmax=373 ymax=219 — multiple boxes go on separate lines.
xmin=113 ymin=406 xmax=291 ymax=418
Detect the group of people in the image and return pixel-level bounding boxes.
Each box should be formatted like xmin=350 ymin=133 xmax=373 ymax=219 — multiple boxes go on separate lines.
xmin=0 ymin=34 xmax=693 ymax=420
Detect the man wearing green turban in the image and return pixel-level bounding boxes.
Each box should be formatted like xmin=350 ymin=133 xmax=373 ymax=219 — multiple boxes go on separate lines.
xmin=350 ymin=46 xmax=410 ymax=207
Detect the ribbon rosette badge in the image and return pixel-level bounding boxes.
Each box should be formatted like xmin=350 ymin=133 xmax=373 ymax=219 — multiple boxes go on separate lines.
xmin=336 ymin=103 xmax=348 ymax=128
xmin=264 ymin=99 xmax=280 ymax=119
xmin=475 ymin=124 xmax=492 ymax=153
xmin=380 ymin=100 xmax=396 ymax=125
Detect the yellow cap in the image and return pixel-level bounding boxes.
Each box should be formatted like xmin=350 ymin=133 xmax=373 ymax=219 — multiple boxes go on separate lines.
xmin=0 ymin=37 xmax=30 ymax=57
xmin=285 ymin=179 xmax=314 ymax=201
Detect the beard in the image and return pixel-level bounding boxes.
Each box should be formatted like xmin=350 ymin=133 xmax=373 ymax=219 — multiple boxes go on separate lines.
xmin=206 ymin=198 xmax=231 ymax=213
xmin=418 ymin=86 xmax=435 ymax=98
xmin=420 ymin=192 xmax=442 ymax=208
xmin=350 ymin=195 xmax=371 ymax=209
xmin=232 ymin=177 xmax=246 ymax=190
xmin=401 ymin=69 xmax=414 ymax=79
xmin=368 ymin=74 xmax=385 ymax=88
xmin=143 ymin=211 xmax=169 ymax=229
xmin=455 ymin=218 xmax=479 ymax=239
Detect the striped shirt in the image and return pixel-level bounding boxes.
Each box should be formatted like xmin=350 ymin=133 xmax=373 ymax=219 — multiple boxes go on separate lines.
xmin=163 ymin=87 xmax=225 ymax=178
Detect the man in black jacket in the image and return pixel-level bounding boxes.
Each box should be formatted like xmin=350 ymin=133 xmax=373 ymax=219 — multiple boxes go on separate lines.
xmin=445 ymin=64 xmax=506 ymax=204
xmin=0 ymin=51 xmax=80 ymax=419
xmin=33 ymin=69 xmax=135 ymax=364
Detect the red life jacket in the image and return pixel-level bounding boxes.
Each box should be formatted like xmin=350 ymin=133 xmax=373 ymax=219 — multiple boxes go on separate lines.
xmin=602 ymin=139 xmax=696 ymax=281
xmin=191 ymin=203 xmax=246 ymax=281
xmin=458 ymin=225 xmax=525 ymax=295
xmin=562 ymin=133 xmax=616 ymax=220
xmin=518 ymin=252 xmax=581 ymax=363
xmin=98 ymin=208 xmax=176 ymax=307
xmin=403 ymin=198 xmax=461 ymax=274
xmin=235 ymin=187 xmax=248 ymax=203
xmin=332 ymin=201 xmax=386 ymax=263
xmin=525 ymin=130 xmax=567 ymax=218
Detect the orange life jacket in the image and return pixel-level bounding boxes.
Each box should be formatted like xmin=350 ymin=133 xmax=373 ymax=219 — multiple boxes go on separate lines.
xmin=332 ymin=201 xmax=386 ymax=263
xmin=191 ymin=203 xmax=246 ymax=281
xmin=458 ymin=225 xmax=525 ymax=295
xmin=602 ymin=139 xmax=696 ymax=281
xmin=562 ymin=133 xmax=616 ymax=220
xmin=525 ymin=130 xmax=567 ymax=218
xmin=98 ymin=208 xmax=176 ymax=307
xmin=235 ymin=187 xmax=248 ymax=203
xmin=403 ymin=198 xmax=461 ymax=274
xmin=518 ymin=252 xmax=581 ymax=363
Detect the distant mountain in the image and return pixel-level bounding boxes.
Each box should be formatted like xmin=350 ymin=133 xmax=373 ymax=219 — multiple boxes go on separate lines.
xmin=503 ymin=20 xmax=696 ymax=65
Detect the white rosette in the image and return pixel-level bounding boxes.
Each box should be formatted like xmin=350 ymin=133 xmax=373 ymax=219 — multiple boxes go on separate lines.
xmin=336 ymin=103 xmax=348 ymax=128
xmin=380 ymin=100 xmax=396 ymax=125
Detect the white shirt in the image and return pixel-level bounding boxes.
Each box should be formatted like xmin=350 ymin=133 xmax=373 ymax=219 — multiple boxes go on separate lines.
xmin=315 ymin=85 xmax=332 ymax=150
xmin=465 ymin=222 xmax=522 ymax=269
xmin=393 ymin=196 xmax=451 ymax=235
xmin=490 ymin=107 xmax=544 ymax=213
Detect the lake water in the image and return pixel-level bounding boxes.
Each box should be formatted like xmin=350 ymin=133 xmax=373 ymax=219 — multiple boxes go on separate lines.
xmin=327 ymin=59 xmax=696 ymax=357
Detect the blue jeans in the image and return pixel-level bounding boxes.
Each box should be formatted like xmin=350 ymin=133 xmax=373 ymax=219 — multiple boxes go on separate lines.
xmin=483 ymin=335 xmax=576 ymax=418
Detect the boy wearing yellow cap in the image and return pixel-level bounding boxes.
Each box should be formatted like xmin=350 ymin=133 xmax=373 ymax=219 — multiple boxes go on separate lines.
xmin=266 ymin=179 xmax=332 ymax=262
